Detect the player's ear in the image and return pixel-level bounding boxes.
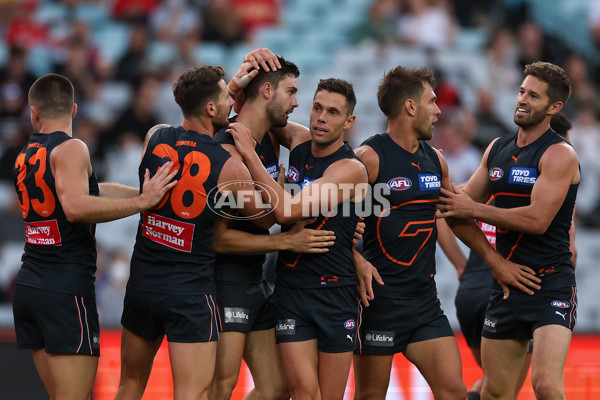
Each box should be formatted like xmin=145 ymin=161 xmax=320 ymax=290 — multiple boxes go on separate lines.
xmin=262 ymin=82 xmax=273 ymax=99
xmin=343 ymin=114 xmax=356 ymax=130
xmin=206 ymin=101 xmax=216 ymax=117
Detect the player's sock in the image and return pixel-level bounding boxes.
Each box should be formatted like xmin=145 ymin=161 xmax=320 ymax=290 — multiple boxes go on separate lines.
xmin=466 ymin=391 xmax=481 ymax=400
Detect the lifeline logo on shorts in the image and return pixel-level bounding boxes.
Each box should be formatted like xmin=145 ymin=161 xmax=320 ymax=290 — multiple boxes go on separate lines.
xmin=92 ymin=332 xmax=100 ymax=349
xmin=364 ymin=330 xmax=394 ymax=347
xmin=483 ymin=316 xmax=498 ymax=332
xmin=276 ymin=319 xmax=296 ymax=336
xmin=418 ymin=174 xmax=441 ymax=191
xmin=509 ymin=167 xmax=537 ymax=185
xmin=224 ymin=307 xmax=250 ymax=324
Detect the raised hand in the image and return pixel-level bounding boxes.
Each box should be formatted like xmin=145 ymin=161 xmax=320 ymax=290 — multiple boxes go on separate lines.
xmin=243 ymin=47 xmax=281 ymax=72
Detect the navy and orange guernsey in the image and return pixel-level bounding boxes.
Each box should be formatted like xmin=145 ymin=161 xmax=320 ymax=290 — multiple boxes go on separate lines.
xmin=487 ymin=129 xmax=578 ymax=276
xmin=213 ymin=116 xmax=279 ymax=284
xmin=361 ymin=133 xmax=442 ymax=296
xmin=460 ymin=197 xmax=497 ymax=290
xmin=129 ymin=126 xmax=231 ymax=295
xmin=277 ymin=140 xmax=361 ymax=289
xmin=13 ymin=131 xmax=99 ymax=297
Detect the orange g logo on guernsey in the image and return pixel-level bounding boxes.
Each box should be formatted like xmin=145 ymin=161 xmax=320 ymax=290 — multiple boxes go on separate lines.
xmin=207 ymin=180 xmax=278 ymax=220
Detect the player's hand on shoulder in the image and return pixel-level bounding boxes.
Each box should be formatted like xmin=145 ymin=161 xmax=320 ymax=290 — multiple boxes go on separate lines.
xmin=437 ymin=183 xmax=477 ymax=219
xmin=139 ymin=161 xmax=178 ymax=209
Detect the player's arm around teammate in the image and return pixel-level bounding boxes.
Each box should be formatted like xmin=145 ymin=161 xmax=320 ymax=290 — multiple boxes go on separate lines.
xmin=14 ymin=73 xmax=176 ymax=400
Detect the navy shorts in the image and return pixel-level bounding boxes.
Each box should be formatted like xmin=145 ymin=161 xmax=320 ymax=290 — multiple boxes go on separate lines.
xmin=216 ymin=279 xmax=275 ymax=333
xmin=455 ymin=286 xmax=490 ymax=349
xmin=482 ymin=281 xmax=577 ymax=341
xmin=13 ymin=285 xmax=101 ymax=356
xmin=121 ymin=286 xmax=220 ymax=343
xmin=356 ymin=292 xmax=453 ymax=355
xmin=273 ymin=285 xmax=360 ymax=353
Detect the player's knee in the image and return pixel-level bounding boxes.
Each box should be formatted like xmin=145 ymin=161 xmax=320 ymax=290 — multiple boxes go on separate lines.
xmin=209 ymin=377 xmax=237 ymax=400
xmin=532 ymin=376 xmax=563 ymax=400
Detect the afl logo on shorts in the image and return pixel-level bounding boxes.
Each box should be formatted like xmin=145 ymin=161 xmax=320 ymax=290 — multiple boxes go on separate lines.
xmin=387 ymin=177 xmax=411 ymax=191
xmin=288 ymin=166 xmax=300 ymax=182
xmin=489 ymin=168 xmax=503 ymax=181
xmin=551 ymin=300 xmax=570 ymax=309
xmin=344 ymin=319 xmax=355 ymax=329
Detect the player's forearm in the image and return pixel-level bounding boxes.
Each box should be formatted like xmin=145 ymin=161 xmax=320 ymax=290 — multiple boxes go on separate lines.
xmin=214 ymin=228 xmax=281 ymax=254
xmin=99 ymin=182 xmax=139 ymax=199
xmin=243 ymin=151 xmax=301 ymax=224
xmin=62 ymin=194 xmax=146 ymax=223
xmin=471 ymin=203 xmax=549 ymax=235
xmin=447 ymin=216 xmax=503 ymax=269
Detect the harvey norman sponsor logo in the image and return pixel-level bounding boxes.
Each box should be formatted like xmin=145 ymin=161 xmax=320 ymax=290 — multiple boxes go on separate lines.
xmin=25 ymin=220 xmax=62 ymax=245
xmin=364 ymin=330 xmax=394 ymax=347
xmin=142 ymin=211 xmax=194 ymax=252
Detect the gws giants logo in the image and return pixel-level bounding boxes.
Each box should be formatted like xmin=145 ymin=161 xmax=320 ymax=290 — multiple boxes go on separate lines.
xmin=344 ymin=319 xmax=355 ymax=330
xmin=551 ymin=300 xmax=570 ymax=309
xmin=287 ymin=166 xmax=300 ymax=182
xmin=489 ymin=168 xmax=504 ymax=181
xmin=387 ymin=177 xmax=411 ymax=191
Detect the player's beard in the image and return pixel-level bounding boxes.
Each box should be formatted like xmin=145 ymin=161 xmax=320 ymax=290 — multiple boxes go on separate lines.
xmin=514 ymin=104 xmax=550 ymax=129
xmin=266 ymin=95 xmax=288 ymax=128
xmin=213 ymin=104 xmax=231 ymax=131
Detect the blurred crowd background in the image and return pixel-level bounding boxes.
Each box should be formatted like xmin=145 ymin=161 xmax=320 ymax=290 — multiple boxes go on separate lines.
xmin=0 ymin=0 xmax=600 ymax=331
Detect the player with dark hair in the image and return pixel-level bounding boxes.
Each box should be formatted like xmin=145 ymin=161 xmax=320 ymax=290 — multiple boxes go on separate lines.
xmin=12 ymin=73 xmax=176 ymax=400
xmin=231 ymin=77 xmax=368 ymax=400
xmin=351 ymin=65 xmax=540 ymax=400
xmin=114 ymin=65 xmax=275 ymax=400
xmin=210 ymin=54 xmax=337 ymax=400
xmin=439 ymin=61 xmax=579 ymax=400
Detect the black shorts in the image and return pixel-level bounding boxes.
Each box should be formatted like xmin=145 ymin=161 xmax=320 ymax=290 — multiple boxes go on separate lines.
xmin=273 ymin=285 xmax=360 ymax=353
xmin=13 ymin=285 xmax=100 ymax=356
xmin=482 ymin=283 xmax=577 ymax=341
xmin=356 ymin=292 xmax=453 ymax=355
xmin=455 ymin=286 xmax=490 ymax=349
xmin=216 ymin=279 xmax=275 ymax=333
xmin=121 ymin=286 xmax=220 ymax=343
